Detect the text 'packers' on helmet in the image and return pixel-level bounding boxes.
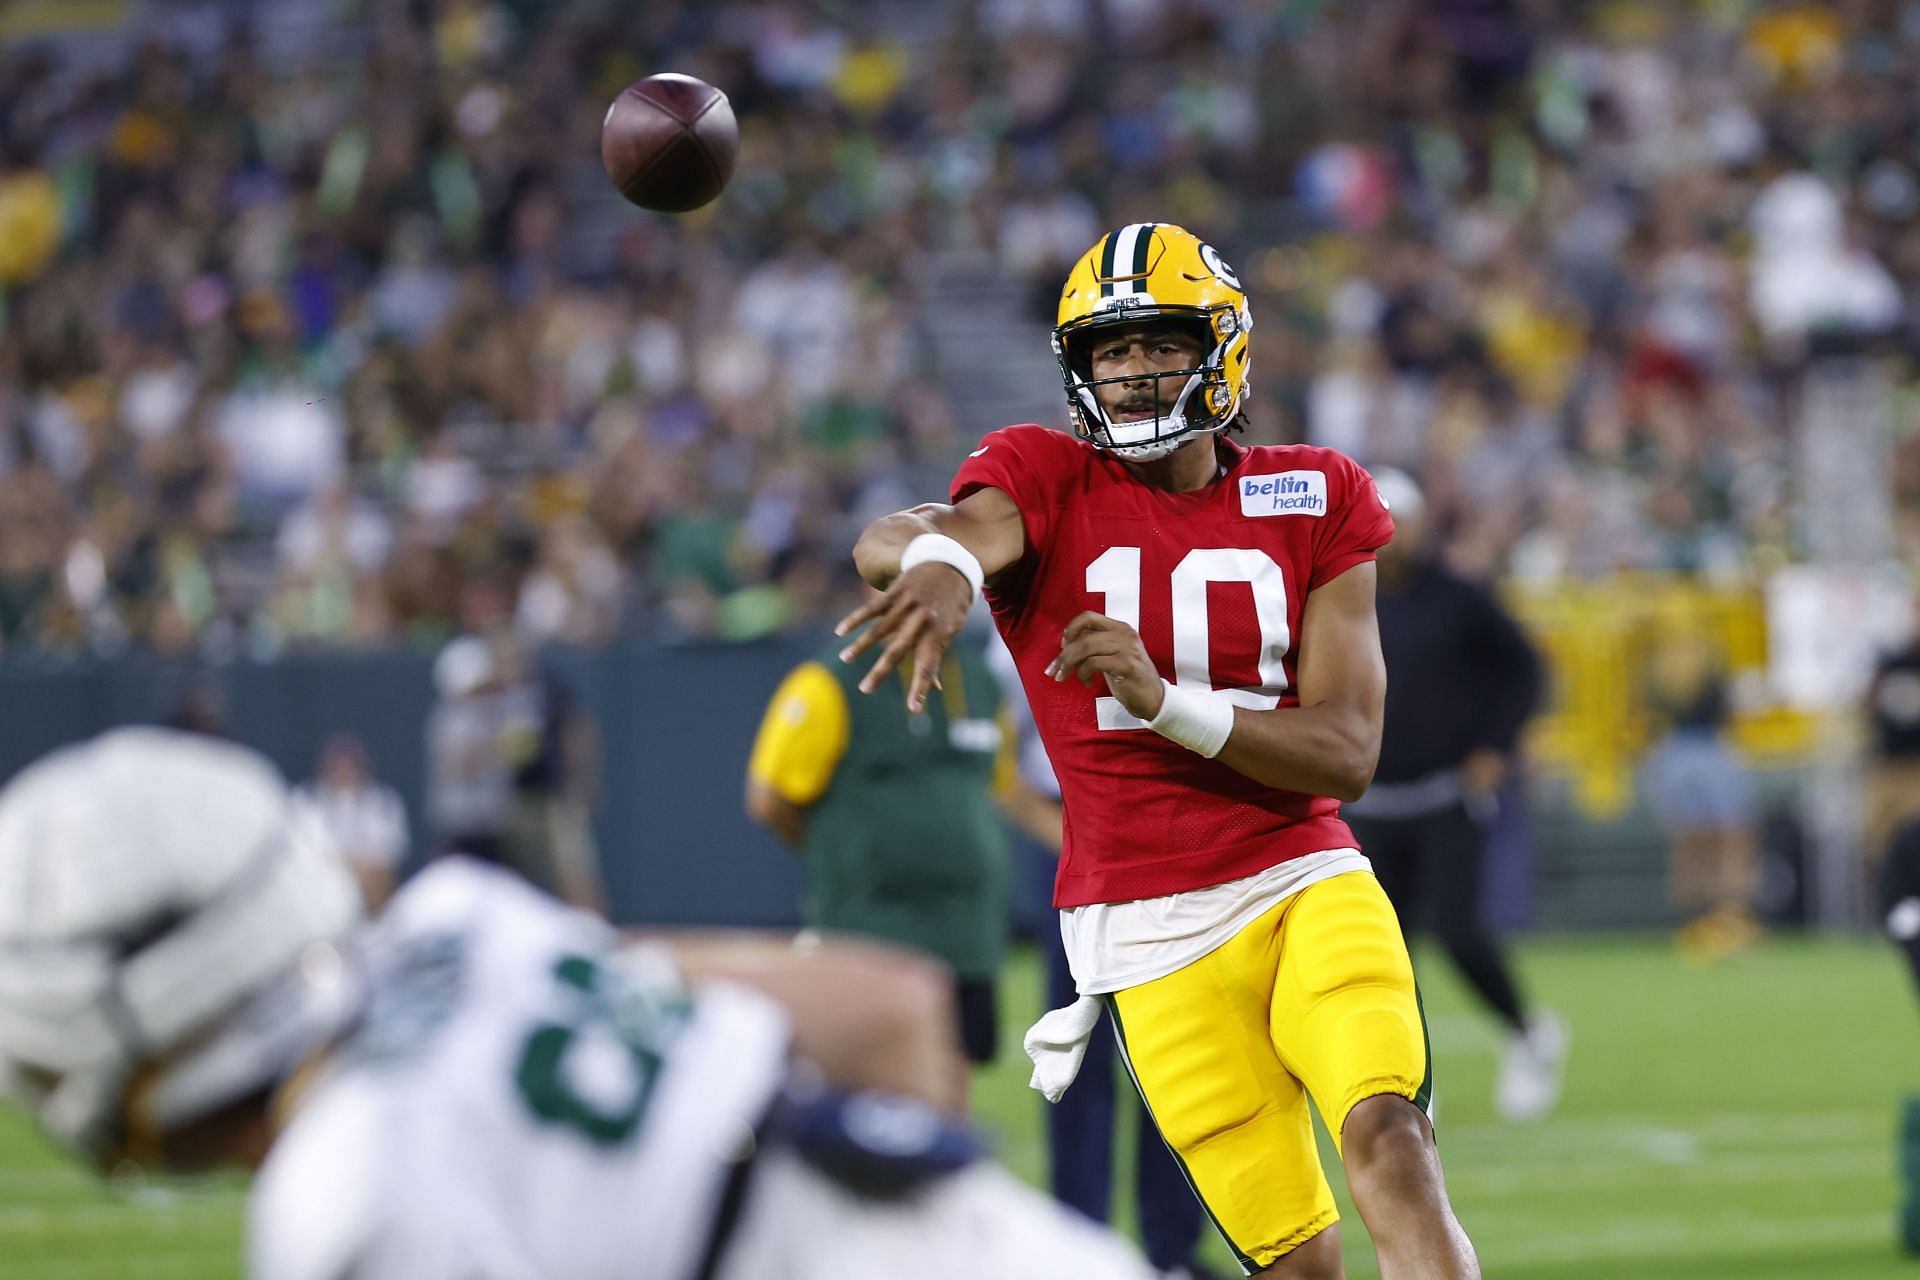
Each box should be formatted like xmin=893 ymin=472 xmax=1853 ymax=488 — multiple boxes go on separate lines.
xmin=1053 ymin=223 xmax=1252 ymax=460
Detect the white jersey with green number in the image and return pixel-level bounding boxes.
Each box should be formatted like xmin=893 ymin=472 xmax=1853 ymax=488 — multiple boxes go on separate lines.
xmin=249 ymin=858 xmax=789 ymax=1280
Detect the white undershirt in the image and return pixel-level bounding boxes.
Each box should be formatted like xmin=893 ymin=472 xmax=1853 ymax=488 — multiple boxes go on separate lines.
xmin=1059 ymin=847 xmax=1373 ymax=995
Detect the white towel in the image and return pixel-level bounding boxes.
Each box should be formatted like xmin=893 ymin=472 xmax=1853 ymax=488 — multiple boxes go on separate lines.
xmin=1022 ymin=995 xmax=1104 ymax=1103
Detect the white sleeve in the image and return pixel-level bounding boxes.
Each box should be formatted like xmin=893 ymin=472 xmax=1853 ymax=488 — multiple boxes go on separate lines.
xmin=370 ymin=788 xmax=409 ymax=870
xmin=250 ymin=1082 xmax=387 ymax=1280
xmin=251 ymin=1079 xmax=508 ymax=1280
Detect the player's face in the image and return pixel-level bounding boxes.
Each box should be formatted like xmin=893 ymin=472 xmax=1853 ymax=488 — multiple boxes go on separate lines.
xmin=1085 ymin=325 xmax=1208 ymax=422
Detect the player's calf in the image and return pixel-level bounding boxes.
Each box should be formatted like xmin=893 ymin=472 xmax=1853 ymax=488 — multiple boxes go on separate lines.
xmin=1340 ymin=1095 xmax=1480 ymax=1280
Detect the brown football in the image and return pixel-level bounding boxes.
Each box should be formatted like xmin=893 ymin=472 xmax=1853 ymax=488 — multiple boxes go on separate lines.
xmin=600 ymin=73 xmax=738 ymax=213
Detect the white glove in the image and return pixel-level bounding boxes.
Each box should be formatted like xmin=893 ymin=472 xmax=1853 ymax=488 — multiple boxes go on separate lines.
xmin=1022 ymin=995 xmax=1104 ymax=1103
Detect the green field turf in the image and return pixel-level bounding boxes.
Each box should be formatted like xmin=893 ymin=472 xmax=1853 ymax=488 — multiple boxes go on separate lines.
xmin=3 ymin=933 xmax=1915 ymax=1279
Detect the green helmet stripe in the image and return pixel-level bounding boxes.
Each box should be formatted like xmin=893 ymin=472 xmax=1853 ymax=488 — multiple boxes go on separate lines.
xmin=1130 ymin=222 xmax=1156 ymax=280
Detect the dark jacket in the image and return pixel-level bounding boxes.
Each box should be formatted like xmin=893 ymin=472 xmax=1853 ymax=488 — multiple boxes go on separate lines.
xmin=1371 ymin=560 xmax=1542 ymax=785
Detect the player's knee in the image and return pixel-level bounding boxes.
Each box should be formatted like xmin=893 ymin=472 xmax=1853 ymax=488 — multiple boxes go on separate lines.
xmin=1339 ymin=1094 xmax=1433 ymax=1183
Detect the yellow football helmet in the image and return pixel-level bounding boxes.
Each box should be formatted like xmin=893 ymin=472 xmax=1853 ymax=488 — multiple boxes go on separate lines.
xmin=1053 ymin=223 xmax=1252 ymax=460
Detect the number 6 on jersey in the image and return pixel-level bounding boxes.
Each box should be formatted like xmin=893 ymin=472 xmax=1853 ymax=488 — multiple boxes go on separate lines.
xmin=1085 ymin=545 xmax=1291 ymax=730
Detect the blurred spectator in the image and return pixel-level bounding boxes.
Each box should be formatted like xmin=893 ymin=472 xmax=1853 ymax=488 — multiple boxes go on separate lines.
xmin=425 ymin=633 xmax=514 ymax=859
xmin=1641 ymin=642 xmax=1761 ymax=963
xmin=0 ymin=0 xmax=1916 ymax=664
xmin=514 ymin=514 xmax=625 ymax=647
xmin=424 ymin=631 xmax=605 ymax=914
xmin=1747 ymin=172 xmax=1901 ymax=356
xmin=498 ymin=643 xmax=607 ymax=916
xmin=165 ymin=679 xmax=231 ymax=738
xmin=295 ymin=732 xmax=408 ymax=910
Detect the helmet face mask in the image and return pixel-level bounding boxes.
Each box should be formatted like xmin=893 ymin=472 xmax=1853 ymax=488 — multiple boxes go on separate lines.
xmin=1053 ymin=224 xmax=1252 ymax=461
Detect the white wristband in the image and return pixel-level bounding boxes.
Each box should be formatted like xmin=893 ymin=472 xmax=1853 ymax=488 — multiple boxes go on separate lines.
xmin=899 ymin=533 xmax=984 ymax=603
xmin=1147 ymin=680 xmax=1236 ymax=758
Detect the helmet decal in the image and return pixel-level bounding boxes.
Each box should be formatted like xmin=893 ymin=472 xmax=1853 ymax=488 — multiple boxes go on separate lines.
xmin=1198 ymin=242 xmax=1241 ymax=290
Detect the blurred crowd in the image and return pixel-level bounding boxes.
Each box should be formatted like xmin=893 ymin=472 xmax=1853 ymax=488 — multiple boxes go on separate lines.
xmin=2 ymin=0 xmax=1919 ymax=661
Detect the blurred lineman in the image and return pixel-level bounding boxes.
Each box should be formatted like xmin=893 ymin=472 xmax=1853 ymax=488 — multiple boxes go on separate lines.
xmin=989 ymin=639 xmax=1219 ymax=1280
xmin=746 ymin=626 xmax=1010 ymax=1067
xmin=295 ymin=733 xmax=409 ymax=911
xmin=1343 ymin=469 xmax=1564 ymax=1123
xmin=0 ymin=729 xmax=1158 ymax=1280
xmin=839 ymin=224 xmax=1479 ymax=1278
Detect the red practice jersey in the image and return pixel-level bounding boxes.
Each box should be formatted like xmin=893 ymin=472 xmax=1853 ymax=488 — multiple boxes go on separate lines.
xmin=953 ymin=425 xmax=1393 ymax=908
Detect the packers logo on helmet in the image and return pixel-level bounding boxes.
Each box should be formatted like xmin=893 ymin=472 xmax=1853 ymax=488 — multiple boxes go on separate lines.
xmin=1053 ymin=223 xmax=1252 ymax=460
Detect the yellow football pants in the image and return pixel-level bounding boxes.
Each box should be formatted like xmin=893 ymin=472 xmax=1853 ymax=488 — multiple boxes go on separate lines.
xmin=1107 ymin=870 xmax=1430 ymax=1272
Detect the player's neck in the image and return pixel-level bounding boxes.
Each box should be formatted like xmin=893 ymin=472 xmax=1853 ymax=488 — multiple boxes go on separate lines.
xmin=1121 ymin=436 xmax=1222 ymax=493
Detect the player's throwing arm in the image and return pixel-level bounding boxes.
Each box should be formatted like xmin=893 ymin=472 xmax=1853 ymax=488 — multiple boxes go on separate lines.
xmin=836 ymin=488 xmax=1025 ymax=711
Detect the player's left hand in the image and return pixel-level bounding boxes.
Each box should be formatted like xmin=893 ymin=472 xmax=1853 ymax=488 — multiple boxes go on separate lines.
xmin=1047 ymin=612 xmax=1165 ymax=721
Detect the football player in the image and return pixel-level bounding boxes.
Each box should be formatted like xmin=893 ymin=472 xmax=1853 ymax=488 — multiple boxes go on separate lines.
xmin=838 ymin=224 xmax=1480 ymax=1278
xmin=0 ymin=727 xmax=1156 ymax=1280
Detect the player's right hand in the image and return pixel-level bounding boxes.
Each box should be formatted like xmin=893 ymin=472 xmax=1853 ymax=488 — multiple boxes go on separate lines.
xmin=833 ymin=565 xmax=973 ymax=712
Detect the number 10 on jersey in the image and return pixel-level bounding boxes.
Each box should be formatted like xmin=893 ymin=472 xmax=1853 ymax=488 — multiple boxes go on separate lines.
xmin=1085 ymin=546 xmax=1292 ymax=731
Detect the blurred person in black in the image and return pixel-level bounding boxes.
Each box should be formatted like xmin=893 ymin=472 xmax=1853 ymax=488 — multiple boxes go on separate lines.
xmin=1868 ymin=601 xmax=1920 ymax=910
xmin=1874 ymin=603 xmax=1920 ymax=997
xmin=1874 ymin=608 xmax=1920 ymax=1254
xmin=166 ymin=679 xmax=233 ymax=738
xmin=1344 ymin=468 xmax=1563 ymax=1122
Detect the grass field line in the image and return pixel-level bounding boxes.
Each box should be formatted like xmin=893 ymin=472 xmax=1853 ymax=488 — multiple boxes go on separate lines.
xmin=0 ymin=1169 xmax=98 ymax=1193
xmin=1451 ymin=1145 xmax=1889 ymax=1196
xmin=1440 ymin=1110 xmax=1886 ymax=1151
xmin=0 ymin=1166 xmax=250 ymax=1202
xmin=7 ymin=1249 xmax=242 ymax=1279
xmin=1423 ymin=1012 xmax=1506 ymax=1052
xmin=0 ymin=1202 xmax=241 ymax=1236
xmin=1466 ymin=1209 xmax=1891 ymax=1266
